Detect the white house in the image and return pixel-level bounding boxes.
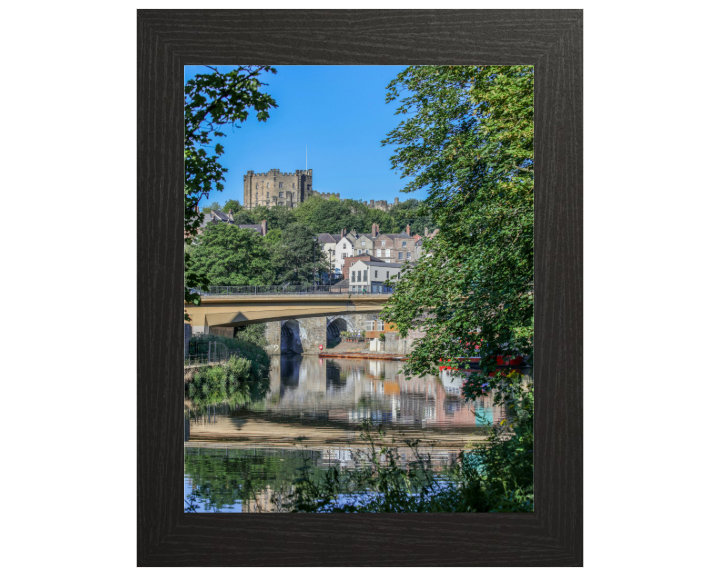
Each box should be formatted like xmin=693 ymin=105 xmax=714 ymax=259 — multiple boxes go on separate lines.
xmin=348 ymin=260 xmax=414 ymax=293
xmin=317 ymin=233 xmax=341 ymax=274
xmin=334 ymin=233 xmax=356 ymax=274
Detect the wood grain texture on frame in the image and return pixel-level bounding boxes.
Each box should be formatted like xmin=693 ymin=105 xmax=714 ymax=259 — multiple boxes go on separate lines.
xmin=138 ymin=9 xmax=582 ymax=567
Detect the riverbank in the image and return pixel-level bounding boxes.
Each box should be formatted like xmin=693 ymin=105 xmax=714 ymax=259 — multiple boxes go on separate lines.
xmin=319 ymin=351 xmax=407 ymax=361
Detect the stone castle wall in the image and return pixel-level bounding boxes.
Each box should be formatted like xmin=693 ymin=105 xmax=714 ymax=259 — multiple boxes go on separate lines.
xmin=242 ymin=168 xmax=401 ymax=211
xmin=243 ymin=168 xmax=312 ymax=209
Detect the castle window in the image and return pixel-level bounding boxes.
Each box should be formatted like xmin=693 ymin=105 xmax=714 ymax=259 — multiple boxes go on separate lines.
xmin=255 ymin=183 xmax=258 ymax=189
xmin=267 ymin=182 xmax=270 ymax=188
xmin=279 ymin=182 xmax=283 ymax=188
xmin=292 ymin=183 xmax=295 ymax=188
xmin=279 ymin=192 xmax=283 ymax=198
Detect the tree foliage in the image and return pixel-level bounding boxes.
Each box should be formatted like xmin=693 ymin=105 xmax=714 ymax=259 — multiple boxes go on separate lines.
xmin=186 ymin=224 xmax=274 ymax=286
xmin=184 ymin=65 xmax=277 ymax=310
xmin=378 ymin=65 xmax=534 ymax=506
xmin=187 ymin=221 xmax=329 ymax=287
xmin=380 ymin=65 xmax=534 ymax=379
xmin=214 ymin=195 xmax=435 ymax=236
xmin=270 ymin=222 xmax=331 ymax=285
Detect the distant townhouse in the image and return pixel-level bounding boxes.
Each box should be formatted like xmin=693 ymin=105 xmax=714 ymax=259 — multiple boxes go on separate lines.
xmin=348 ymin=260 xmax=414 ymax=293
xmin=318 ymin=223 xmax=438 ymax=278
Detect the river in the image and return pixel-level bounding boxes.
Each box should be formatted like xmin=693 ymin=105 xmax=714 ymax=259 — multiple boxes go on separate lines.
xmin=184 ymin=355 xmax=506 ymax=512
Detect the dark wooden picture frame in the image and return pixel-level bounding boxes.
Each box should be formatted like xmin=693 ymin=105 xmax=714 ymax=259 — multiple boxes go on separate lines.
xmin=138 ymin=9 xmax=582 ymax=566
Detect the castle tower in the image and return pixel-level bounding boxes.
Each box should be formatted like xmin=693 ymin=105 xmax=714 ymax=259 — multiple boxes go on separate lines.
xmin=243 ymin=168 xmax=313 ymax=208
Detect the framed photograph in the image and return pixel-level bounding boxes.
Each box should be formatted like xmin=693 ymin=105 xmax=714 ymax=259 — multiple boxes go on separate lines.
xmin=138 ymin=9 xmax=582 ymax=566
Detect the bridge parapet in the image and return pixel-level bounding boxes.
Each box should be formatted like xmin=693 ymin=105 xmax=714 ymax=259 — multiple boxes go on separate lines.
xmin=193 ymin=285 xmax=394 ymax=297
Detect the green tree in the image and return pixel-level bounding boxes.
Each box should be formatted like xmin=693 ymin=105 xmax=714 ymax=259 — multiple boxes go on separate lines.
xmin=269 ymin=223 xmax=330 ymax=284
xmin=221 ymin=199 xmax=255 ymax=224
xmin=375 ymin=64 xmax=534 ymax=511
xmin=381 ymin=65 xmax=534 ymax=380
xmin=184 ymin=65 xmax=277 ymax=310
xmin=222 ymin=199 xmax=241 ymax=214
xmin=187 ymin=223 xmax=275 ymax=286
xmin=387 ymin=199 xmax=436 ymax=235
xmin=201 ymin=201 xmax=222 ymax=213
xmin=248 ymin=205 xmax=298 ymax=230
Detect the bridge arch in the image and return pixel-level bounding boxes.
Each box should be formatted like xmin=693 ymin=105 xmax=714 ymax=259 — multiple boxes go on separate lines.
xmin=280 ymin=320 xmax=303 ymax=354
xmin=326 ymin=315 xmax=360 ymax=341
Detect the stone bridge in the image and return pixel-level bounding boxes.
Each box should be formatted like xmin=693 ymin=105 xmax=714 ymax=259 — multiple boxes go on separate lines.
xmin=185 ymin=292 xmax=390 ymax=355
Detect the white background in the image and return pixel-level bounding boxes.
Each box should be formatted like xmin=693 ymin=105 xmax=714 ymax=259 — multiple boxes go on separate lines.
xmin=1 ymin=1 xmax=718 ymax=574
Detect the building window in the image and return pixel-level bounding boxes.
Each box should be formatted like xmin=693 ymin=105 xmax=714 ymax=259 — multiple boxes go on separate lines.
xmin=279 ymin=182 xmax=283 ymax=188
xmin=363 ymin=270 xmax=367 ymax=281
xmin=255 ymin=183 xmax=259 ymax=189
xmin=279 ymin=192 xmax=283 ymax=198
xmin=381 ymin=241 xmax=386 ymax=246
xmin=386 ymin=271 xmax=389 ymax=279
xmin=361 ymin=241 xmax=365 ymax=246
xmin=352 ymin=271 xmax=355 ymax=282
xmin=402 ymin=241 xmax=407 ymax=248
xmin=376 ymin=249 xmax=381 ymax=257
xmin=292 ymin=183 xmax=295 ymax=188
xmin=374 ymin=270 xmax=378 ymax=278
xmin=399 ymin=252 xmax=404 ymax=259
xmin=365 ymin=249 xmax=368 ymax=254
xmin=385 ymin=249 xmax=390 ymax=257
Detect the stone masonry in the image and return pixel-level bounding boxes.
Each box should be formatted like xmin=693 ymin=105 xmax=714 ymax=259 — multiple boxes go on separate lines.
xmin=242 ymin=168 xmax=400 ymax=211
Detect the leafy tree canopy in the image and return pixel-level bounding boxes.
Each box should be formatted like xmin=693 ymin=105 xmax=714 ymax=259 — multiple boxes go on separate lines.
xmin=201 ymin=201 xmax=222 ymax=213
xmin=222 ymin=199 xmax=242 ymax=214
xmin=380 ymin=65 xmax=534 ymax=381
xmin=186 ymin=223 xmax=275 ymax=286
xmin=270 ymin=223 xmax=330 ymax=285
xmin=184 ymin=65 xmax=277 ymax=309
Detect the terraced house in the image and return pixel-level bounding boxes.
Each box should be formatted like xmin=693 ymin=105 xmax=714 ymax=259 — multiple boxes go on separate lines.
xmin=318 ymin=222 xmax=434 ymax=277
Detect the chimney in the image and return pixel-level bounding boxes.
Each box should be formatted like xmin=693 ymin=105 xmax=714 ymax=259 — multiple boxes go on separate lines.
xmin=406 ymin=224 xmax=411 ymax=235
xmin=425 ymin=227 xmax=428 ymax=237
xmin=261 ymin=220 xmax=267 ymax=236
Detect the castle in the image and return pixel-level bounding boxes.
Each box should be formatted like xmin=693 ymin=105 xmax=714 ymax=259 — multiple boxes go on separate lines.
xmin=242 ymin=168 xmax=399 ymax=211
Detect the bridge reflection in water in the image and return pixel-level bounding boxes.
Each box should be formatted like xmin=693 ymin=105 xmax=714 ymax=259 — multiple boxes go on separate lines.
xmin=184 ymin=356 xmax=513 ymax=512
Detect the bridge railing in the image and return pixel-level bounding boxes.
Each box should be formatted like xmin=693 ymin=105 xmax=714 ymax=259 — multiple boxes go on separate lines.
xmin=190 ymin=285 xmax=395 ymax=297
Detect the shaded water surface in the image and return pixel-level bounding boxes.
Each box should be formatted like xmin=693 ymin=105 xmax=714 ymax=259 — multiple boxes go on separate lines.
xmin=184 ymin=355 xmax=506 ymax=512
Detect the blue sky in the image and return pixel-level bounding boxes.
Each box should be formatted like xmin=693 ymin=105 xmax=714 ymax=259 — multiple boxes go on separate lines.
xmin=184 ymin=65 xmax=421 ymax=208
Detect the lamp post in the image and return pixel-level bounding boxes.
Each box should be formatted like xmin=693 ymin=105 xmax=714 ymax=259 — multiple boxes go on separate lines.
xmin=313 ymin=236 xmax=318 ymax=287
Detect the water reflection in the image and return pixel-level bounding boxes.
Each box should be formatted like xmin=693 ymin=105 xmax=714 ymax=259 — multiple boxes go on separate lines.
xmin=184 ymin=355 xmax=519 ymax=512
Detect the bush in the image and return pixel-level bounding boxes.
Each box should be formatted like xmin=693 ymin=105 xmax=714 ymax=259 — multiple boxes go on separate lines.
xmin=282 ymin=376 xmax=533 ymax=513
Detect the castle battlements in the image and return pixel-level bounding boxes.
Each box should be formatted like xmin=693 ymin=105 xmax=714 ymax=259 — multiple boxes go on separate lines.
xmin=243 ymin=167 xmax=399 ymax=211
